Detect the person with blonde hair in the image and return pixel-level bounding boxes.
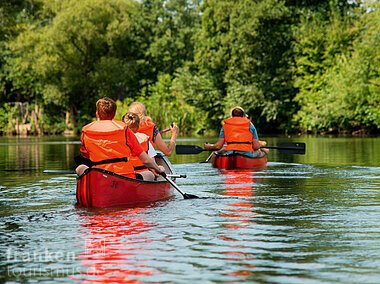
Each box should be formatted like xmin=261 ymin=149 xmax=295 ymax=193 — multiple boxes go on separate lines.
xmin=128 ymin=102 xmax=179 ymax=156
xmin=75 ymin=97 xmax=165 ymax=179
xmin=122 ymin=112 xmax=158 ymax=181
xmin=204 ymin=106 xmax=267 ymax=157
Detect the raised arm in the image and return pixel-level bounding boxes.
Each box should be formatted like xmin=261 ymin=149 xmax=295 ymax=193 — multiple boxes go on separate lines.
xmin=154 ymin=122 xmax=179 ymax=156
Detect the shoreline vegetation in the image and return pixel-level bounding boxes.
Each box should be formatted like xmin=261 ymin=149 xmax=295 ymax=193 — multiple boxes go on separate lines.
xmin=1 ymin=1 xmax=380 ymax=137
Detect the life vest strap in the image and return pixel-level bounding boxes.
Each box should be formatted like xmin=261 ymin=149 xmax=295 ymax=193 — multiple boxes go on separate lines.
xmin=75 ymin=155 xmax=129 ymax=167
xmin=91 ymin=157 xmax=129 ymax=166
xmin=134 ymin=165 xmax=148 ymax=171
xmin=226 ymin=142 xmax=252 ymax=145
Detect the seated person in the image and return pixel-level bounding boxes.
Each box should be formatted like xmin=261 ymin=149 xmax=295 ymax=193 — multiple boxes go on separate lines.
xmin=122 ymin=112 xmax=158 ymax=181
xmin=75 ymin=97 xmax=165 ymax=180
xmin=128 ymin=101 xmax=179 ymax=156
xmin=204 ymin=106 xmax=268 ymax=157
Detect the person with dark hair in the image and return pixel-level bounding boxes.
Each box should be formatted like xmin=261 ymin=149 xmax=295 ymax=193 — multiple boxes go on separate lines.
xmin=204 ymin=106 xmax=267 ymax=157
xmin=75 ymin=97 xmax=165 ymax=179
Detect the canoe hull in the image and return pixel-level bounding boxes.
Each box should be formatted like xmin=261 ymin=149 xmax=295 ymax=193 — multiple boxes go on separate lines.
xmin=211 ymin=152 xmax=267 ymax=170
xmin=76 ymin=153 xmax=175 ymax=208
xmin=76 ymin=169 xmax=173 ymax=208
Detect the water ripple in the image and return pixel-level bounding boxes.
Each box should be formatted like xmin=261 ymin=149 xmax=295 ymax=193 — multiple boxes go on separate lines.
xmin=1 ymin=162 xmax=380 ymax=283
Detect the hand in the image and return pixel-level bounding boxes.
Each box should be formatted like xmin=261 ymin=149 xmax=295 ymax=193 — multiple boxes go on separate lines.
xmin=259 ymin=140 xmax=269 ymax=153
xmin=259 ymin=140 xmax=267 ymax=147
xmin=152 ymin=165 xmax=166 ymax=177
xmin=170 ymin=122 xmax=179 ymax=137
xmin=204 ymin=143 xmax=213 ymax=150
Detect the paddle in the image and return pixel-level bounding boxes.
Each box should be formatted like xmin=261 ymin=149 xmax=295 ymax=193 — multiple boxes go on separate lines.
xmin=160 ymin=172 xmax=199 ymax=199
xmin=201 ymin=151 xmax=215 ymax=163
xmin=43 ymin=169 xmax=187 ymax=179
xmin=160 ymin=123 xmax=174 ymax=134
xmin=176 ymin=145 xmax=207 ymax=154
xmin=160 ymin=127 xmax=171 ymax=134
xmin=262 ymin=142 xmax=306 ymax=155
xmin=176 ymin=142 xmax=306 ymax=155
xmin=43 ymin=170 xmax=76 ymax=174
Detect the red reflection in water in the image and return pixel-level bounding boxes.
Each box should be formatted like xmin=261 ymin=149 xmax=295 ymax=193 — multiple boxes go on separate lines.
xmin=219 ymin=170 xmax=258 ymax=276
xmin=220 ymin=170 xmax=256 ymax=229
xmin=71 ymin=207 xmax=155 ymax=283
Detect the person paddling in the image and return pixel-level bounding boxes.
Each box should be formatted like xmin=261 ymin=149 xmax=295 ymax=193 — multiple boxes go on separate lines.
xmin=203 ymin=106 xmax=268 ymax=157
xmin=75 ymin=97 xmax=165 ymax=180
xmin=128 ymin=102 xmax=179 ymax=156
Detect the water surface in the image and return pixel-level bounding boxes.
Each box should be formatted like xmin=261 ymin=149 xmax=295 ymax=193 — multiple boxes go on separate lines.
xmin=1 ymin=136 xmax=380 ymax=283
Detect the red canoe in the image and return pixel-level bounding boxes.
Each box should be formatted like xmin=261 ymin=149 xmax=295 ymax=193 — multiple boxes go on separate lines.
xmin=211 ymin=152 xmax=267 ymax=170
xmin=76 ymin=154 xmax=175 ymax=208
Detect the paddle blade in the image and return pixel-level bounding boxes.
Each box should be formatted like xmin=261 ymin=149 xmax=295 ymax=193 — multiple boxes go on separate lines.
xmin=183 ymin=193 xmax=200 ymax=199
xmin=279 ymin=142 xmax=305 ymax=155
xmin=161 ymin=172 xmax=200 ymax=199
xmin=262 ymin=142 xmax=306 ymax=155
xmin=176 ymin=145 xmax=206 ymax=154
xmin=277 ymin=142 xmax=306 ymax=155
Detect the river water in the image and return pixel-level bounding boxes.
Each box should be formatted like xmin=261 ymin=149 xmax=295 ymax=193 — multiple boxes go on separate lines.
xmin=0 ymin=135 xmax=380 ymax=283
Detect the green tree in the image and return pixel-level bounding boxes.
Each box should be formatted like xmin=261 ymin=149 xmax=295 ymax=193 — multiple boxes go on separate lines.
xmin=129 ymin=0 xmax=201 ymax=97
xmin=223 ymin=0 xmax=294 ymax=131
xmin=117 ymin=73 xmax=205 ymax=135
xmin=322 ymin=2 xmax=380 ymax=132
xmin=292 ymin=3 xmax=360 ymax=133
xmin=0 ymin=0 xmax=43 ymax=103
xmin=145 ymin=0 xmax=200 ymax=74
xmin=6 ymin=0 xmax=140 ymax=132
xmin=176 ymin=0 xmax=296 ymax=132
xmin=173 ymin=66 xmax=223 ymax=132
xmin=1 ymin=0 xmax=378 ymax=136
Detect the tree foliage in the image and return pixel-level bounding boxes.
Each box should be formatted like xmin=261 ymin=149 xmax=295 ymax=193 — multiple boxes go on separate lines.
xmin=327 ymin=2 xmax=380 ymax=131
xmin=0 ymin=0 xmax=379 ymax=135
xmin=292 ymin=1 xmax=379 ymax=134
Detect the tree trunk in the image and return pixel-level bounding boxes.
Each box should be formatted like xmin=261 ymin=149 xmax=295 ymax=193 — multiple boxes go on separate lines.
xmin=64 ymin=106 xmax=76 ymax=136
xmin=33 ymin=104 xmax=42 ymax=135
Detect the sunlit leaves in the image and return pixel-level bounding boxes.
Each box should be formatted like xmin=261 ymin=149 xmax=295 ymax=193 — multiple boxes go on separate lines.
xmin=189 ymin=0 xmax=295 ymax=131
xmin=1 ymin=0 xmax=380 ymax=135
xmin=293 ymin=2 xmax=380 ymax=133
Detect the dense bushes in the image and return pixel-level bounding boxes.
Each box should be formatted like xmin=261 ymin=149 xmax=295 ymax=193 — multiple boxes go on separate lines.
xmin=0 ymin=0 xmax=379 ymax=135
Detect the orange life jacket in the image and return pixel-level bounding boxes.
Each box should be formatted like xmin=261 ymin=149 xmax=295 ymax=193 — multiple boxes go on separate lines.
xmin=130 ymin=132 xmax=150 ymax=171
xmin=223 ymin=117 xmax=254 ymax=152
xmin=81 ymin=120 xmax=135 ymax=176
xmin=138 ymin=119 xmax=156 ymax=145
